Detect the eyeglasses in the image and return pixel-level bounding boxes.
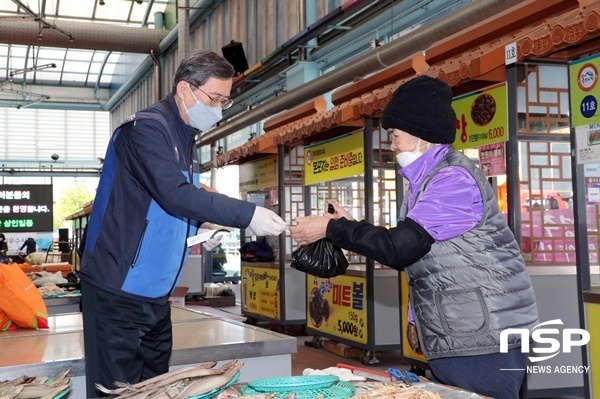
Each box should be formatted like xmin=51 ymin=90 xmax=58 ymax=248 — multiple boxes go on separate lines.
xmin=192 ymin=85 xmax=233 ymax=110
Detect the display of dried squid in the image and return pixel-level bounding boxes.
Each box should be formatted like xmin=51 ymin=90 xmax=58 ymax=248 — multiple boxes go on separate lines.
xmin=37 ymin=282 xmax=65 ymax=296
xmin=354 ymin=382 xmax=442 ymax=399
xmin=96 ymin=359 xmax=244 ymax=399
xmin=0 ymin=368 xmax=71 ymax=399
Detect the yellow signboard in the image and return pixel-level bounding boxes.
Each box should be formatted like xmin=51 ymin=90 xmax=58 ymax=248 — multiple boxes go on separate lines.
xmin=241 ymin=265 xmax=280 ymax=320
xmin=452 ymin=83 xmax=508 ymax=151
xmin=307 ymin=274 xmax=368 ymax=345
xmin=239 ymin=157 xmax=278 ymax=192
xmin=586 ymin=303 xmax=600 ymax=399
xmin=304 ymin=131 xmax=365 ymax=186
xmin=400 ymin=272 xmax=426 ymax=362
xmin=570 ymin=53 xmax=600 ymax=127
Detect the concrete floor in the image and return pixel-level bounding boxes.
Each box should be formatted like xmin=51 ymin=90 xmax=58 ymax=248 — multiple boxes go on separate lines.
xmin=185 ymin=301 xmax=407 ymax=375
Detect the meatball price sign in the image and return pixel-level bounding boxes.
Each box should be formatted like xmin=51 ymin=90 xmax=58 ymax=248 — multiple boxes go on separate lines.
xmin=451 ymin=82 xmax=508 ymax=151
xmin=307 ymin=274 xmax=368 ymax=345
xmin=570 ymin=53 xmax=600 ymax=128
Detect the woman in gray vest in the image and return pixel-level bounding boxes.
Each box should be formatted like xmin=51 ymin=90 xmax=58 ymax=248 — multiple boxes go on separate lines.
xmin=290 ymin=75 xmax=538 ymax=399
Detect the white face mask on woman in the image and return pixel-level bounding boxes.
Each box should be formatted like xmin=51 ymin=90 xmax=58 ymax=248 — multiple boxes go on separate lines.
xmin=183 ymin=84 xmax=223 ymax=132
xmin=396 ymin=138 xmax=423 ymax=168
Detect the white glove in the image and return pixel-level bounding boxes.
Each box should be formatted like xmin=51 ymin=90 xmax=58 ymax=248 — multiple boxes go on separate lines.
xmin=200 ymin=222 xmax=223 ymax=251
xmin=246 ymin=206 xmax=287 ymax=236
xmin=203 ymin=236 xmax=222 ymax=251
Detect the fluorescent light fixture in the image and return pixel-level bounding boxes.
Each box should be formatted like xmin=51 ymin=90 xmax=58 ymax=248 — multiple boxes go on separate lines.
xmin=9 ymin=63 xmax=57 ymax=78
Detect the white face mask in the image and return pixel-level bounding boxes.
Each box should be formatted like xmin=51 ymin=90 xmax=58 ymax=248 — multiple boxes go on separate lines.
xmin=396 ymin=138 xmax=423 ymax=168
xmin=183 ymin=84 xmax=223 ymax=132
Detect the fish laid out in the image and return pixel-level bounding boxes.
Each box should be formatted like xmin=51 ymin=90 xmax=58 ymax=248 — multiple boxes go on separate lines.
xmin=96 ymin=359 xmax=244 ymax=399
xmin=354 ymin=383 xmax=442 ymax=399
xmin=214 ymin=389 xmax=296 ymax=399
xmin=0 ymin=368 xmax=71 ymax=399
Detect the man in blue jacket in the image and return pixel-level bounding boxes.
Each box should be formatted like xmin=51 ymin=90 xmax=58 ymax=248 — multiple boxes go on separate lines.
xmin=80 ymin=50 xmax=286 ymax=397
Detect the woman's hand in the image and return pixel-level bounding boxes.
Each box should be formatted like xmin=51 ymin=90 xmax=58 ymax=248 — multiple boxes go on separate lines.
xmin=327 ymin=202 xmax=353 ymax=220
xmin=289 ymin=214 xmax=332 ymax=245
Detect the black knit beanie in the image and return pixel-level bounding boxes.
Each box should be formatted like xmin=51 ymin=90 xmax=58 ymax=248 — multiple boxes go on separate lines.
xmin=381 ymin=75 xmax=456 ymax=144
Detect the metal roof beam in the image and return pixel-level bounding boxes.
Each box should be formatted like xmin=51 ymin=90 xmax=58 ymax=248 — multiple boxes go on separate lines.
xmin=0 ymin=100 xmax=103 ymax=110
xmin=95 ymin=51 xmax=112 ymax=96
xmin=141 ymin=0 xmax=157 ymax=27
xmin=0 ymin=19 xmax=168 ymax=53
xmin=0 ymin=170 xmax=101 ymax=177
xmin=198 ymin=0 xmax=527 ymax=146
xmin=40 ymin=0 xmax=46 ymax=18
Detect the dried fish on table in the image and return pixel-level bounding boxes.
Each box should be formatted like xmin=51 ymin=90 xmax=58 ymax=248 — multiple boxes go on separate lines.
xmin=12 ymin=382 xmax=70 ymax=399
xmin=36 ymin=282 xmax=65 ymax=296
xmin=213 ymin=386 xmax=241 ymax=398
xmin=354 ymin=382 xmax=442 ymax=399
xmin=120 ymin=362 xmax=218 ymax=390
xmin=214 ymin=389 xmax=298 ymax=399
xmin=0 ymin=368 xmax=71 ymax=399
xmin=0 ymin=385 xmax=23 ymax=399
xmin=96 ymin=360 xmax=244 ymax=399
xmin=97 ymin=363 xmax=223 ymax=396
xmin=223 ymin=393 xmax=277 ymax=399
xmin=173 ymin=359 xmax=244 ymax=399
xmin=213 ymin=387 xmax=278 ymax=399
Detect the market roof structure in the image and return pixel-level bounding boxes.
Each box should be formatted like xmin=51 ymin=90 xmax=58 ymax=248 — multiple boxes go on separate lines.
xmin=0 ymin=0 xmax=170 ymax=109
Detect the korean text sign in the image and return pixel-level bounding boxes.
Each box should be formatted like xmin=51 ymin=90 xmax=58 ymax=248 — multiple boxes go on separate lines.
xmin=239 ymin=157 xmax=278 ymax=192
xmin=0 ymin=185 xmax=53 ymax=232
xmin=304 ymin=131 xmax=365 ymax=186
xmin=241 ymin=265 xmax=281 ymax=320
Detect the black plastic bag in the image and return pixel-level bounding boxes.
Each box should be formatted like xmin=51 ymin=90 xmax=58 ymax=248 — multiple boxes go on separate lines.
xmin=291 ymin=238 xmax=348 ymax=278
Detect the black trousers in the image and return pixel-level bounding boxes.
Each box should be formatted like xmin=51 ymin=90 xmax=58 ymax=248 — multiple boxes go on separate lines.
xmin=429 ymin=347 xmax=526 ymax=399
xmin=81 ymin=281 xmax=172 ymax=398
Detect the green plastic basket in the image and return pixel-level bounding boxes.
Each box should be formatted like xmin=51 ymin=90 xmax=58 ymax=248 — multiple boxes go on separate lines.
xmin=241 ymin=379 xmax=356 ymax=399
xmin=248 ymin=375 xmax=339 ymax=393
xmin=49 ymin=379 xmax=71 ymax=399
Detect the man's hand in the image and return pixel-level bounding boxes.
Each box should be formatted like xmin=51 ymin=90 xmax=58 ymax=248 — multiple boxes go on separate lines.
xmin=246 ymin=206 xmax=286 ymax=236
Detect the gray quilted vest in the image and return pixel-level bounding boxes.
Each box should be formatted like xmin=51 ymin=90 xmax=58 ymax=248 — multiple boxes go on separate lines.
xmin=400 ymin=151 xmax=538 ymax=360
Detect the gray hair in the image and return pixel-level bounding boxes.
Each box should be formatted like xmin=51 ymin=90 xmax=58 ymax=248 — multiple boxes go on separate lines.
xmin=172 ymin=50 xmax=234 ymax=94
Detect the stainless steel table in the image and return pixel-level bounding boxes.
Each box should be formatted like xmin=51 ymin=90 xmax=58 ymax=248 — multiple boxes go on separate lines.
xmin=0 ymin=307 xmax=296 ymax=398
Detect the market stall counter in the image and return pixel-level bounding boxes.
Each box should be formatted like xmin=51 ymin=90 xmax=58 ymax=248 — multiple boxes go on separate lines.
xmin=44 ymin=293 xmax=81 ymax=315
xmin=0 ymin=307 xmax=297 ymax=398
